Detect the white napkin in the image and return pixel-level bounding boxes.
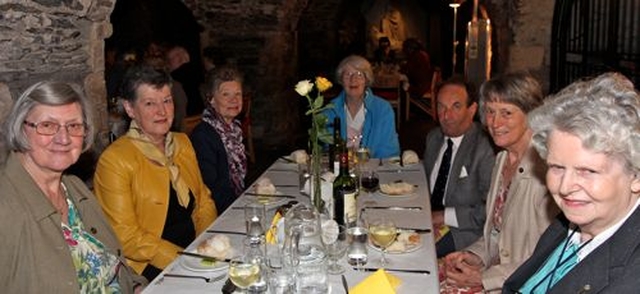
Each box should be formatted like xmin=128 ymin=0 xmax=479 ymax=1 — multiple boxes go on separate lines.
xmin=402 ymin=150 xmax=419 ymax=165
xmin=255 ymin=177 xmax=277 ymax=195
xmin=290 ymin=149 xmax=309 ymax=164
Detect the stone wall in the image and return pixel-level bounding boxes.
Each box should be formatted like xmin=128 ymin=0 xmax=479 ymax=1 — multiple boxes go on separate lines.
xmin=0 ymin=0 xmax=558 ymax=156
xmin=0 ymin=0 xmax=115 ymax=154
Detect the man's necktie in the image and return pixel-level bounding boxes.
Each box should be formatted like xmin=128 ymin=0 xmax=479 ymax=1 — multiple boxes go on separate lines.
xmin=431 ymin=138 xmax=453 ymax=211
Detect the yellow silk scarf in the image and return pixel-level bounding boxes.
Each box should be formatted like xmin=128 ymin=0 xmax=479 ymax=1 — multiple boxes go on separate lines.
xmin=126 ymin=121 xmax=191 ymax=207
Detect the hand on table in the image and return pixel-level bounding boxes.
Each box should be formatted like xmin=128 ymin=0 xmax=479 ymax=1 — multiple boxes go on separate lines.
xmin=443 ymin=251 xmax=484 ymax=288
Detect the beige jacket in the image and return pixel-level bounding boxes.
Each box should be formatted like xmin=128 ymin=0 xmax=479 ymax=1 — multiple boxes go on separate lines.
xmin=0 ymin=152 xmax=146 ymax=293
xmin=465 ymin=146 xmax=559 ymax=292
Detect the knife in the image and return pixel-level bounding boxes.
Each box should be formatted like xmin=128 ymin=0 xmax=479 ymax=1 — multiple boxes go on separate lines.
xmin=206 ymin=229 xmax=246 ymax=236
xmin=244 ymin=192 xmax=297 ymax=199
xmin=358 ymin=267 xmax=430 ymax=274
xmin=341 ymin=274 xmax=350 ymax=294
xmin=377 ymin=169 xmax=420 ymax=173
xmin=279 ymin=156 xmax=296 ymax=163
xmin=396 ymin=227 xmax=432 ymax=233
xmin=364 ymin=206 xmax=422 ymax=211
xmin=178 ymin=251 xmax=231 ymax=263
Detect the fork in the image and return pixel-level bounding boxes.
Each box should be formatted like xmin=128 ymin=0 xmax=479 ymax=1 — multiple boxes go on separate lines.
xmin=163 ymin=273 xmax=227 ymax=283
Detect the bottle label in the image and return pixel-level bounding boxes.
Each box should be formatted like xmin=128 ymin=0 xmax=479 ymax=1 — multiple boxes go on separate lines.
xmin=344 ymin=191 xmax=357 ymax=226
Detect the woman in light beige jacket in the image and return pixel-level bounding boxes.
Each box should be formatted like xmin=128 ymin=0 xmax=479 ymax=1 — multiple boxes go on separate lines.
xmin=441 ymin=72 xmax=560 ymax=293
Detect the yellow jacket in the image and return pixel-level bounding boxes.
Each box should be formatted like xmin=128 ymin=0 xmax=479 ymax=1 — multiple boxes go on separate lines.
xmin=94 ymin=133 xmax=217 ymax=274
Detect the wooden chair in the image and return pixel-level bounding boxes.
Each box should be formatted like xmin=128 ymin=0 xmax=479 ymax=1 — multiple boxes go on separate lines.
xmin=241 ymin=93 xmax=256 ymax=163
xmin=405 ymin=67 xmax=442 ymax=121
xmin=182 ymin=114 xmax=202 ymax=136
xmin=371 ymin=86 xmax=402 ymax=128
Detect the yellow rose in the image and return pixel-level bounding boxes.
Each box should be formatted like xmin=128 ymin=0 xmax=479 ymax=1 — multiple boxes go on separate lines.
xmin=315 ymin=76 xmax=332 ymax=93
xmin=295 ymin=80 xmax=314 ymax=96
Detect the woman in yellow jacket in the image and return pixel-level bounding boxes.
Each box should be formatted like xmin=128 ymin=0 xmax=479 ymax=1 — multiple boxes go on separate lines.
xmin=94 ymin=64 xmax=217 ymax=281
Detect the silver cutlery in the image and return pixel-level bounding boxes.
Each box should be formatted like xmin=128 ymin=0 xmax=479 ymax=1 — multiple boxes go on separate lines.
xmin=279 ymin=156 xmax=296 ymax=163
xmin=364 ymin=206 xmax=422 ymax=211
xmin=358 ymin=267 xmax=430 ymax=274
xmin=206 ymin=229 xmax=246 ymax=235
xmin=163 ymin=273 xmax=227 ymax=283
xmin=377 ymin=169 xmax=420 ymax=173
xmin=244 ymin=192 xmax=297 ymax=199
xmin=341 ymin=274 xmax=350 ymax=293
xmin=178 ymin=251 xmax=232 ymax=263
xmin=396 ymin=227 xmax=432 ymax=233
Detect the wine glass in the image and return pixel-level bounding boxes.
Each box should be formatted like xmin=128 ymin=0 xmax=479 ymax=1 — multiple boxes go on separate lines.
xmin=368 ymin=218 xmax=397 ymax=267
xmin=228 ymin=255 xmax=261 ymax=293
xmin=360 ymin=170 xmax=380 ymax=197
xmin=322 ymin=224 xmax=349 ymax=274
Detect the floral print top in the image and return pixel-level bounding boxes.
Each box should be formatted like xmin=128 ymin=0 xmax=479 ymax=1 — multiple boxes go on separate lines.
xmin=61 ymin=186 xmax=121 ymax=293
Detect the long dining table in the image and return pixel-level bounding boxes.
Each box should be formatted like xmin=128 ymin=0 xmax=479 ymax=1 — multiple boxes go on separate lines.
xmin=142 ymin=156 xmax=440 ymax=293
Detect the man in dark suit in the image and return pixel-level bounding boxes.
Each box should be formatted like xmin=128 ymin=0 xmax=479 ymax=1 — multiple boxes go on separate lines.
xmin=423 ymin=76 xmax=496 ymax=257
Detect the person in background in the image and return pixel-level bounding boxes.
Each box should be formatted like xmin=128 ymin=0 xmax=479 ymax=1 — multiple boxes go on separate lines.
xmin=0 ymin=81 xmax=146 ymax=293
xmin=93 ymin=64 xmax=216 ymax=281
xmin=190 ymin=66 xmax=247 ymax=213
xmin=166 ymin=45 xmax=205 ymax=116
xmin=423 ymin=76 xmax=496 ymax=258
xmin=400 ymin=38 xmax=434 ymax=100
xmin=441 ymin=72 xmax=559 ymax=293
xmin=373 ymin=36 xmax=396 ymax=65
xmin=324 ymin=54 xmax=400 ymax=158
xmin=503 ymin=73 xmax=640 ymax=293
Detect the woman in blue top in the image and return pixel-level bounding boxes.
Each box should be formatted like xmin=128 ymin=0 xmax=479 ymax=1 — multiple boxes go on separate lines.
xmin=324 ymin=55 xmax=400 ymax=158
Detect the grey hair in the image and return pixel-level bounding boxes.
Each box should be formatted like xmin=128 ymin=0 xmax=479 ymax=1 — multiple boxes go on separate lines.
xmin=479 ymin=72 xmax=543 ymax=123
xmin=335 ymin=55 xmax=375 ymax=87
xmin=2 ymin=81 xmax=95 ymax=153
xmin=529 ymin=72 xmax=640 ymax=174
xmin=204 ymin=66 xmax=244 ymax=101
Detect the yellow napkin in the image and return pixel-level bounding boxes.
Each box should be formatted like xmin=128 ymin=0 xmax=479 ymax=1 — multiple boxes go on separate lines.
xmin=351 ymin=269 xmax=401 ymax=294
xmin=435 ymin=225 xmax=450 ymax=242
xmin=265 ymin=211 xmax=282 ymax=244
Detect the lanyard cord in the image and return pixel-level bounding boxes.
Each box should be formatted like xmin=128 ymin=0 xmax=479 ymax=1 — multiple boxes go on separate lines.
xmin=529 ymin=228 xmax=593 ymax=293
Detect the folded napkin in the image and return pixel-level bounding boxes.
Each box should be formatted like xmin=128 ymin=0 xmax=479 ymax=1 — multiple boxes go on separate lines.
xmin=255 ymin=177 xmax=277 ymax=195
xmin=290 ymin=149 xmax=309 ymax=164
xmin=351 ymin=268 xmax=401 ymax=294
xmin=402 ymin=150 xmax=419 ymax=165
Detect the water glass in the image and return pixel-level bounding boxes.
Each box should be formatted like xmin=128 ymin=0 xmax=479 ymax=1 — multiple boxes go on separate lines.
xmin=346 ymin=226 xmax=369 ymax=270
xmin=322 ymin=225 xmax=348 ymax=274
xmin=245 ymin=202 xmax=267 ymax=244
xmin=243 ymin=238 xmax=268 ymax=293
xmin=265 ymin=250 xmax=296 ymax=294
xmin=298 ymin=162 xmax=310 ymax=194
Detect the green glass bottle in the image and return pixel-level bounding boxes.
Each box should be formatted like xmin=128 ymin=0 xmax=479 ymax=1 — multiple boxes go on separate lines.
xmin=333 ymin=142 xmax=357 ymax=227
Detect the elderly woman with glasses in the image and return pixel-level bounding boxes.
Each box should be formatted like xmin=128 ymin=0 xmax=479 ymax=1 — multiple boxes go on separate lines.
xmin=323 ymin=54 xmax=400 ymax=158
xmin=503 ymin=73 xmax=640 ymax=293
xmin=0 ymin=81 xmax=146 ymax=293
xmin=190 ymin=66 xmax=247 ymax=213
xmin=93 ymin=64 xmax=216 ymax=281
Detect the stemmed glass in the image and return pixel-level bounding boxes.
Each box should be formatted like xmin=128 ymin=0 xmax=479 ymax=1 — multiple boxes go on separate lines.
xmin=322 ymin=224 xmax=349 ymax=274
xmin=360 ymin=170 xmax=380 ymax=197
xmin=368 ymin=218 xmax=397 ymax=267
xmin=228 ymin=255 xmax=261 ymax=293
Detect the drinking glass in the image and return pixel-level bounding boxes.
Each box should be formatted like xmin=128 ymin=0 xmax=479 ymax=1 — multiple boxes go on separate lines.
xmin=245 ymin=202 xmax=267 ymax=244
xmin=243 ymin=238 xmax=268 ymax=293
xmin=228 ymin=255 xmax=261 ymax=293
xmin=265 ymin=248 xmax=296 ymax=294
xmin=322 ymin=224 xmax=348 ymax=274
xmin=360 ymin=170 xmax=380 ymax=197
xmin=346 ymin=226 xmax=369 ymax=271
xmin=369 ymin=218 xmax=397 ymax=267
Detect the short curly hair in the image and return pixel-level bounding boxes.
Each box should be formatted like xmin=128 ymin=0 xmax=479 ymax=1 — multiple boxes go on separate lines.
xmin=529 ymin=72 xmax=640 ymax=174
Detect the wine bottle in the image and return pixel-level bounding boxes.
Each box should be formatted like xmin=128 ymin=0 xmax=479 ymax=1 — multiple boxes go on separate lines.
xmin=333 ymin=144 xmax=357 ymax=227
xmin=330 ymin=117 xmax=342 ymax=175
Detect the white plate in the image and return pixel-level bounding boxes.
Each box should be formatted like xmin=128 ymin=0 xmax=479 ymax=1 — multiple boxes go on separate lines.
xmin=368 ymin=235 xmax=423 ymax=254
xmin=180 ymin=250 xmax=230 ymax=272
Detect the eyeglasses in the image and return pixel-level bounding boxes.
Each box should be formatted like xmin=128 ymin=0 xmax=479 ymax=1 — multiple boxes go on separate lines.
xmin=342 ymin=70 xmax=366 ymax=81
xmin=23 ymin=120 xmax=86 ymax=137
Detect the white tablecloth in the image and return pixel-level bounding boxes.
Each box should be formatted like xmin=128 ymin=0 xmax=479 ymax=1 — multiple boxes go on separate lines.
xmin=142 ymin=158 xmax=439 ymax=293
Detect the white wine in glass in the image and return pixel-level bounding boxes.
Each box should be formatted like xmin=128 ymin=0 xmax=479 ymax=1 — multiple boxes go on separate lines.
xmin=228 ymin=257 xmax=261 ymax=292
xmin=369 ymin=219 xmax=397 ymax=266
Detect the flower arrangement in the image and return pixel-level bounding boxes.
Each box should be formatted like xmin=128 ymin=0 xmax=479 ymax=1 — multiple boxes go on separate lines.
xmin=295 ymin=77 xmax=334 ymax=211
